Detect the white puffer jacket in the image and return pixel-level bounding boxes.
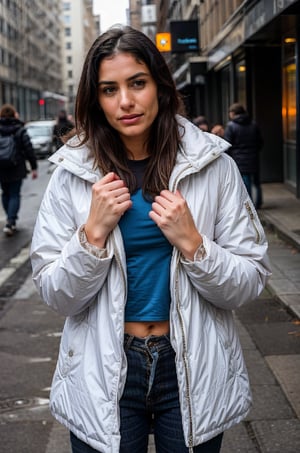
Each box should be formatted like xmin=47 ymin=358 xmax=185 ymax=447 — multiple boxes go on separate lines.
xmin=31 ymin=117 xmax=271 ymax=452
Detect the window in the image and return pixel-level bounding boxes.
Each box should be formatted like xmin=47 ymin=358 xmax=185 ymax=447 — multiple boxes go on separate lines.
xmin=66 ymin=42 xmax=72 ymax=50
xmin=0 ymin=47 xmax=4 ymax=64
xmin=235 ymin=59 xmax=246 ymax=107
xmin=65 ymin=27 xmax=71 ymax=37
xmin=282 ymin=41 xmax=296 ymax=142
xmin=67 ymin=56 xmax=72 ymax=64
xmin=220 ymin=65 xmax=231 ymax=125
xmin=68 ymin=70 xmax=73 ymax=78
xmin=282 ymin=38 xmax=296 ymax=186
xmin=64 ymin=15 xmax=71 ymax=25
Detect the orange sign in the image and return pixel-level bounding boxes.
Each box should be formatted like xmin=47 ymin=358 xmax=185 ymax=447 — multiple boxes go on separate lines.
xmin=156 ymin=33 xmax=171 ymax=52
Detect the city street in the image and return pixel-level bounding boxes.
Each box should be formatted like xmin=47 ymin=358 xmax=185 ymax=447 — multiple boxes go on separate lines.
xmin=0 ymin=160 xmax=299 ymax=452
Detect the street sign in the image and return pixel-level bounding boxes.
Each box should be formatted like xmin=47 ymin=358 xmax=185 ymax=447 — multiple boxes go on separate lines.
xmin=156 ymin=32 xmax=171 ymax=52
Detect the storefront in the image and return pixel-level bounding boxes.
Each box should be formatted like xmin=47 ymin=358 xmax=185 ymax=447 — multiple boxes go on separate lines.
xmin=202 ymin=0 xmax=300 ymax=197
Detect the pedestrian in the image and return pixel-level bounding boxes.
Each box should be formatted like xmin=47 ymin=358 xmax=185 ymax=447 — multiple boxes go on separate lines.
xmin=0 ymin=104 xmax=37 ymax=236
xmin=193 ymin=115 xmax=209 ymax=131
xmin=30 ymin=26 xmax=271 ymax=453
xmin=52 ymin=109 xmax=74 ymax=150
xmin=211 ymin=123 xmax=225 ymax=137
xmin=224 ymin=103 xmax=264 ymax=209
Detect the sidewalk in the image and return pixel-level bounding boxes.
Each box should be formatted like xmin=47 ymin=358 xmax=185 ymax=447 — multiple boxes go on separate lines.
xmin=258 ymin=183 xmax=300 ymax=319
xmin=259 ymin=183 xmax=300 ymax=250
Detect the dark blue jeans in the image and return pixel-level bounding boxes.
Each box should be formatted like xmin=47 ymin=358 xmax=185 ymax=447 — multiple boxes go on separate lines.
xmin=0 ymin=179 xmax=23 ymax=225
xmin=70 ymin=334 xmax=223 ymax=453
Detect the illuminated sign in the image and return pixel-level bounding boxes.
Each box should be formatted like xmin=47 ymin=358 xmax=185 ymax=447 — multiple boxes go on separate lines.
xmin=156 ymin=32 xmax=171 ymax=52
xmin=170 ymin=20 xmax=199 ymax=53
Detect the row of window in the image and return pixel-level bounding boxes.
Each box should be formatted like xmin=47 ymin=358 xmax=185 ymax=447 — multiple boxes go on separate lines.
xmin=199 ymin=0 xmax=244 ymax=51
xmin=0 ymin=45 xmax=16 ymax=67
xmin=0 ymin=13 xmax=60 ymax=50
xmin=0 ymin=45 xmax=58 ymax=82
xmin=0 ymin=16 xmax=18 ymax=40
xmin=0 ymin=0 xmax=18 ymax=16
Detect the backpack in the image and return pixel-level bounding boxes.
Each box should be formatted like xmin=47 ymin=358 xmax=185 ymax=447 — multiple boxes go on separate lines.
xmin=0 ymin=130 xmax=21 ymax=168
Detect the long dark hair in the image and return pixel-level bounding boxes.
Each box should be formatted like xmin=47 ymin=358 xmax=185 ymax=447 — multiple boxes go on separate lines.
xmin=75 ymin=26 xmax=185 ymax=196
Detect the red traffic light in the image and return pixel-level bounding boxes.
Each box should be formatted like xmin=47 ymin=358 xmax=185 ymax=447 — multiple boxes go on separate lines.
xmin=38 ymin=99 xmax=45 ymax=106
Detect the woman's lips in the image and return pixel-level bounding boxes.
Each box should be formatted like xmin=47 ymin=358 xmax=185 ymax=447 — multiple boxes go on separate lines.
xmin=119 ymin=114 xmax=143 ymax=125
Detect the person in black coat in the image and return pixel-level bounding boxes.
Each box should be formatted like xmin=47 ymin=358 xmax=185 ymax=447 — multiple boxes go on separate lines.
xmin=53 ymin=110 xmax=74 ymax=150
xmin=224 ymin=103 xmax=264 ymax=209
xmin=0 ymin=104 xmax=38 ymax=236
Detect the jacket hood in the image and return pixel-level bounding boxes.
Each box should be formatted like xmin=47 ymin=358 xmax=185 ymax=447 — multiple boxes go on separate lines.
xmin=0 ymin=118 xmax=23 ymax=135
xmin=176 ymin=115 xmax=231 ymax=169
xmin=49 ymin=115 xmax=231 ymax=184
xmin=232 ymin=113 xmax=251 ymax=125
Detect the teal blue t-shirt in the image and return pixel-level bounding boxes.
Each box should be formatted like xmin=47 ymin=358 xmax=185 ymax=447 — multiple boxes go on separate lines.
xmin=118 ymin=159 xmax=172 ymax=322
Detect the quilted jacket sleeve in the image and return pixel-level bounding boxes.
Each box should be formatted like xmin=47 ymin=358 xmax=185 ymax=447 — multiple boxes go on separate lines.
xmin=181 ymin=154 xmax=272 ymax=310
xmin=30 ymin=167 xmax=113 ymax=316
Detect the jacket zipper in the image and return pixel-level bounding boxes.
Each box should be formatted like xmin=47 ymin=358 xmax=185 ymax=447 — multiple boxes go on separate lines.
xmin=245 ymin=201 xmax=261 ymax=244
xmin=111 ymin=232 xmax=127 ymax=300
xmin=172 ymin=164 xmax=194 ymax=451
xmin=110 ymin=232 xmax=127 ymax=393
xmin=175 ymin=254 xmax=194 ymax=452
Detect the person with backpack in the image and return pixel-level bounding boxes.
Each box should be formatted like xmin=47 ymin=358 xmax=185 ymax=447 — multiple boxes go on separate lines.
xmin=0 ymin=104 xmax=38 ymax=236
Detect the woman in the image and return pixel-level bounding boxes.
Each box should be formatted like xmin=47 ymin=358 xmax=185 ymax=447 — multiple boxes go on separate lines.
xmin=31 ymin=26 xmax=271 ymax=452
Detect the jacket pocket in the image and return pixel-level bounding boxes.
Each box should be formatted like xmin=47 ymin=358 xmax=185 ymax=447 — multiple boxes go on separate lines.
xmin=214 ymin=307 xmax=238 ymax=380
xmin=56 ymin=311 xmax=89 ymax=379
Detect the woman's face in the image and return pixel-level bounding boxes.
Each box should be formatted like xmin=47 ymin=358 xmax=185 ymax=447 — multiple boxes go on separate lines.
xmin=98 ymin=52 xmax=159 ymax=150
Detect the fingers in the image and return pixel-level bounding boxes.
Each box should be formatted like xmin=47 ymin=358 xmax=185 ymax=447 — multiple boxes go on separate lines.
xmin=101 ymin=172 xmax=120 ymax=183
xmin=85 ymin=174 xmax=132 ymax=247
xmin=149 ymin=189 xmax=202 ymax=259
xmin=151 ymin=190 xmax=185 ymax=220
xmin=92 ymin=173 xmax=129 ymax=199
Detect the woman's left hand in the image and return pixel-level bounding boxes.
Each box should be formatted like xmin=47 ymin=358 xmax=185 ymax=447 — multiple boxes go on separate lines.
xmin=149 ymin=190 xmax=203 ymax=260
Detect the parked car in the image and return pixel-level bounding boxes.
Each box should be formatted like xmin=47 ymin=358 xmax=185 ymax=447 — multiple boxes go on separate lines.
xmin=25 ymin=120 xmax=56 ymax=158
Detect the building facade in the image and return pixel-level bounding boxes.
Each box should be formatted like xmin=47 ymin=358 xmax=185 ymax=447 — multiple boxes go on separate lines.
xmin=129 ymin=0 xmax=300 ymax=198
xmin=61 ymin=0 xmax=100 ymax=116
xmin=0 ymin=0 xmax=64 ymax=121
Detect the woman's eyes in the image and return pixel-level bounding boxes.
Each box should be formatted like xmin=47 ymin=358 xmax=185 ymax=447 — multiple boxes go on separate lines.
xmin=102 ymin=86 xmax=116 ymax=96
xmin=131 ymin=79 xmax=146 ymax=89
xmin=101 ymin=80 xmax=146 ymax=96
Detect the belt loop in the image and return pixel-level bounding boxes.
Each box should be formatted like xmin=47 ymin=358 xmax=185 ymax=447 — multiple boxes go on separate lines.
xmin=124 ymin=334 xmax=134 ymax=351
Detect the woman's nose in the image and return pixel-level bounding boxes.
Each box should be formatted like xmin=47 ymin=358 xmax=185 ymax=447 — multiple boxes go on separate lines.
xmin=119 ymin=89 xmax=134 ymax=108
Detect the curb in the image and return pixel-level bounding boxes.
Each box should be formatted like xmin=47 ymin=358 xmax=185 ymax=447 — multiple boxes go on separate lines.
xmin=258 ymin=212 xmax=300 ymax=320
xmin=265 ymin=281 xmax=300 ymax=320
xmin=259 ymin=211 xmax=300 ymax=252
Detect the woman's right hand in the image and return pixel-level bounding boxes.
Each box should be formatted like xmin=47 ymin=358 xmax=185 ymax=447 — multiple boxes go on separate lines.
xmin=84 ymin=172 xmax=132 ymax=248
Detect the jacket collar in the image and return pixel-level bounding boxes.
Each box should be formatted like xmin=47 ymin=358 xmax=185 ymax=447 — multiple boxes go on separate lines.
xmin=49 ymin=115 xmax=231 ymax=184
xmin=49 ymin=135 xmax=101 ymax=183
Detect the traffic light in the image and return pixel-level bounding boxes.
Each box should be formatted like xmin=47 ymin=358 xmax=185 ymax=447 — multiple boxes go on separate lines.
xmin=38 ymin=99 xmax=45 ymax=106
